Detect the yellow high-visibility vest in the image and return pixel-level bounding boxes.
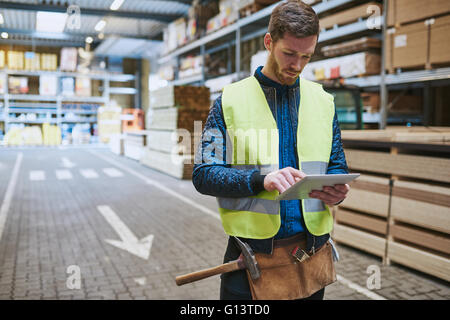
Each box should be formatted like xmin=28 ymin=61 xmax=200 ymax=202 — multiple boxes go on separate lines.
xmin=218 ymin=76 xmax=335 ymax=239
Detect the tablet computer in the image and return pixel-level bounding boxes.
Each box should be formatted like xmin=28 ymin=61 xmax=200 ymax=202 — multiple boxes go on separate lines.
xmin=276 ymin=173 xmax=360 ymax=201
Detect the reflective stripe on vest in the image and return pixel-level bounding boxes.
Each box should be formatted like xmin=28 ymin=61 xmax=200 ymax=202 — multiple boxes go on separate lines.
xmin=219 ymin=76 xmax=334 ymax=238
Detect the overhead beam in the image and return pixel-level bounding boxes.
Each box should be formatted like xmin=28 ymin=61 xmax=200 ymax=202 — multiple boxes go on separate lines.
xmin=0 ymin=27 xmax=152 ymax=42
xmin=0 ymin=1 xmax=183 ymax=23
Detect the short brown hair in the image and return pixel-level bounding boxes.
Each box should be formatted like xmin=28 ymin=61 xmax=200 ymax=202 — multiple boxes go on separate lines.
xmin=268 ymin=0 xmax=320 ymax=42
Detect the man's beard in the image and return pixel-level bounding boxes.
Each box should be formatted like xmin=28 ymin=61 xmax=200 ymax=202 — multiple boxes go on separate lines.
xmin=268 ymin=54 xmax=299 ymax=86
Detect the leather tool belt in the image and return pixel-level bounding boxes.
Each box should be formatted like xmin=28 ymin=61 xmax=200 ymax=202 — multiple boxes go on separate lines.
xmin=245 ymin=233 xmax=336 ymax=300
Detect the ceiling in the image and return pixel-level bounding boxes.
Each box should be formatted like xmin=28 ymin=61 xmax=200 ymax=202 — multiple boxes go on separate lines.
xmin=0 ymin=0 xmax=193 ymax=55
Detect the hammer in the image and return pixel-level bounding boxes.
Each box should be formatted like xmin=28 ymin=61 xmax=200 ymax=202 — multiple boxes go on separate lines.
xmin=175 ymin=237 xmax=261 ymax=286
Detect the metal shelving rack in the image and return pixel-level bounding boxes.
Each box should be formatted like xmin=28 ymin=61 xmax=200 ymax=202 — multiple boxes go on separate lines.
xmin=0 ymin=69 xmax=137 ymax=135
xmin=157 ymin=0 xmax=450 ymax=128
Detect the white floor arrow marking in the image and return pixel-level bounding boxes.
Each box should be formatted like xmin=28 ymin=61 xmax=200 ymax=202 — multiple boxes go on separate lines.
xmin=56 ymin=169 xmax=73 ymax=180
xmin=62 ymin=157 xmax=76 ymax=168
xmin=103 ymin=168 xmax=124 ymax=178
xmin=97 ymin=205 xmax=154 ymax=260
xmin=29 ymin=170 xmax=45 ymax=181
xmin=80 ymin=169 xmax=99 ymax=179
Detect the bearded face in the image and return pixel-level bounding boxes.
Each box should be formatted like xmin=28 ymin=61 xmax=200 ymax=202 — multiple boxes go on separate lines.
xmin=263 ymin=32 xmax=317 ymax=86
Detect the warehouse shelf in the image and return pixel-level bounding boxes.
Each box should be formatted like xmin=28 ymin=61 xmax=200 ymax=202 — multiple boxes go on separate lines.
xmin=8 ymin=108 xmax=57 ymax=113
xmin=8 ymin=119 xmax=58 ymax=124
xmin=171 ymin=74 xmax=203 ymax=86
xmin=108 ymin=87 xmax=138 ymax=95
xmin=344 ymin=67 xmax=450 ymax=88
xmin=60 ymin=118 xmax=97 ymax=123
xmin=1 ymin=69 xmax=136 ymax=82
xmin=61 ymin=110 xmax=98 ymax=115
xmin=158 ymin=0 xmax=361 ymax=65
xmin=61 ymin=96 xmax=107 ymax=103
xmin=9 ymin=102 xmax=57 ymax=108
xmin=317 ymin=18 xmax=379 ymax=43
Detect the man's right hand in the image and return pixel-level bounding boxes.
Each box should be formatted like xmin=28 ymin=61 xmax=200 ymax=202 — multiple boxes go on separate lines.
xmin=263 ymin=167 xmax=306 ymax=194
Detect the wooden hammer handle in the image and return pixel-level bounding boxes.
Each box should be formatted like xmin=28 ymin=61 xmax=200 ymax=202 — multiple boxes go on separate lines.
xmin=175 ymin=260 xmax=241 ymax=286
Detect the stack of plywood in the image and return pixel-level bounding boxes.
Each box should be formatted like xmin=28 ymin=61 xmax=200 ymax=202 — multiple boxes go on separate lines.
xmin=141 ymin=85 xmax=210 ymax=179
xmin=333 ymin=127 xmax=450 ymax=282
xmin=386 ymin=0 xmax=450 ymax=71
xmin=124 ymin=131 xmax=147 ymax=161
xmin=320 ymin=2 xmax=383 ymax=30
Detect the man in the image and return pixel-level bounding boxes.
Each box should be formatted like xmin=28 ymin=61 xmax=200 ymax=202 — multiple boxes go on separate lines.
xmin=193 ymin=0 xmax=349 ymax=300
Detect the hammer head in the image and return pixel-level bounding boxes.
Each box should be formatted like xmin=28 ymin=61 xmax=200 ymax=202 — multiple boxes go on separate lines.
xmin=233 ymin=237 xmax=261 ymax=280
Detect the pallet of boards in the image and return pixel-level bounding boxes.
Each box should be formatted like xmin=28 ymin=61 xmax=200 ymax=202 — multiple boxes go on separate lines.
xmin=140 ymin=148 xmax=194 ymax=180
xmin=332 ymin=174 xmax=390 ymax=258
xmin=319 ymin=2 xmax=383 ymax=31
xmin=144 ymin=85 xmax=211 ymax=179
xmin=321 ymin=37 xmax=381 ymax=58
xmin=302 ymin=52 xmax=380 ymax=81
xmin=386 ymin=14 xmax=450 ymax=72
xmin=334 ymin=128 xmax=450 ymax=281
xmin=387 ymin=0 xmax=450 ymax=27
xmin=145 ymin=129 xmax=202 ymax=156
xmin=123 ymin=132 xmax=147 ymax=161
xmin=386 ymin=179 xmax=450 ymax=281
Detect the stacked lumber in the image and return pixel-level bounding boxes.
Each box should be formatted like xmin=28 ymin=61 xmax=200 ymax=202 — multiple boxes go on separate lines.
xmin=142 ymin=85 xmax=211 ymax=179
xmin=319 ymin=2 xmax=383 ymax=30
xmin=332 ymin=127 xmax=450 ymax=281
xmin=124 ymin=131 xmax=147 ymax=161
xmin=302 ymin=52 xmax=381 ymax=81
xmin=321 ymin=37 xmax=381 ymax=58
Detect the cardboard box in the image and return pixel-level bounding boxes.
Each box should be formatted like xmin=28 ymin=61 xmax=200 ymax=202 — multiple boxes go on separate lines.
xmin=0 ymin=50 xmax=4 ymax=69
xmin=9 ymin=76 xmax=28 ymax=94
xmin=75 ymin=77 xmax=91 ymax=96
xmin=41 ymin=53 xmax=58 ymax=71
xmin=60 ymin=47 xmax=78 ymax=72
xmin=39 ymin=75 xmax=58 ymax=96
xmin=430 ymin=14 xmax=450 ymax=65
xmin=385 ymin=21 xmax=428 ymax=70
xmin=24 ymin=52 xmax=40 ymax=71
xmin=7 ymin=51 xmax=24 ymax=70
xmin=302 ymin=52 xmax=380 ymax=80
xmin=320 ymin=2 xmax=382 ymax=30
xmin=387 ymin=0 xmax=450 ymax=26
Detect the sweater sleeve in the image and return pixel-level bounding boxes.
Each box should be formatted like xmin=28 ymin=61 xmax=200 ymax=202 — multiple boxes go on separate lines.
xmin=326 ymin=110 xmax=349 ymax=175
xmin=192 ymin=95 xmax=265 ymax=198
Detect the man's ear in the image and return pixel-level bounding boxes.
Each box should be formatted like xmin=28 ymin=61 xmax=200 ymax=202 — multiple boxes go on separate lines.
xmin=264 ymin=33 xmax=272 ymax=52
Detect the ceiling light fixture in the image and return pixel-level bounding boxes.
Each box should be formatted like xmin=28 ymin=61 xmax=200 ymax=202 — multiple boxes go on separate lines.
xmin=95 ymin=19 xmax=107 ymax=32
xmin=85 ymin=36 xmax=93 ymax=44
xmin=110 ymin=0 xmax=125 ymax=11
xmin=1 ymin=32 xmax=8 ymax=39
xmin=36 ymin=11 xmax=68 ymax=33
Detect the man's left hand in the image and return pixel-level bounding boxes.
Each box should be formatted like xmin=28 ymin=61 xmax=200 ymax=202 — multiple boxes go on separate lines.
xmin=309 ymin=184 xmax=350 ymax=206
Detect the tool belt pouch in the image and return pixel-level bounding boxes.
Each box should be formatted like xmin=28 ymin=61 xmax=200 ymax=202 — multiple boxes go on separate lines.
xmin=246 ymin=240 xmax=336 ymax=300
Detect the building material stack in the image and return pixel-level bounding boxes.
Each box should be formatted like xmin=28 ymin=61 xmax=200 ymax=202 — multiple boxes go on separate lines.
xmin=302 ymin=2 xmax=384 ymax=81
xmin=333 ymin=127 xmax=450 ymax=282
xmin=141 ymin=85 xmax=210 ymax=179
xmin=385 ymin=0 xmax=450 ymax=72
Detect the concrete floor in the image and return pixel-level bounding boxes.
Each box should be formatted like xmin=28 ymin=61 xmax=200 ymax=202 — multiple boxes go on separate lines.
xmin=0 ymin=146 xmax=448 ymax=300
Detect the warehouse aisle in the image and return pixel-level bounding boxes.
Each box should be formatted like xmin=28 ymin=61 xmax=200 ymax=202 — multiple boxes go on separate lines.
xmin=0 ymin=147 xmax=225 ymax=299
xmin=0 ymin=147 xmax=448 ymax=300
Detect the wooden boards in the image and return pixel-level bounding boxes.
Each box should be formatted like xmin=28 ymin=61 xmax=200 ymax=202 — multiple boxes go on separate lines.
xmin=335 ymin=129 xmax=450 ymax=281
xmin=387 ymin=241 xmax=450 ymax=282
xmin=342 ymin=174 xmax=391 ymax=217
xmin=333 ymin=224 xmax=386 ymax=257
xmin=143 ymin=85 xmax=211 ymax=179
xmin=320 ymin=2 xmax=382 ymax=30
xmin=345 ymin=150 xmax=450 ymax=183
